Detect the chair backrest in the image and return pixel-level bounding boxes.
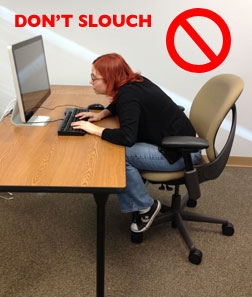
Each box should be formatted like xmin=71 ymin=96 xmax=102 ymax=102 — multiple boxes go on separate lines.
xmin=189 ymin=74 xmax=244 ymax=162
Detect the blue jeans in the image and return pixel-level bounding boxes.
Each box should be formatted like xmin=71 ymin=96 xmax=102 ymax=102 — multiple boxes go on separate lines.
xmin=117 ymin=142 xmax=202 ymax=213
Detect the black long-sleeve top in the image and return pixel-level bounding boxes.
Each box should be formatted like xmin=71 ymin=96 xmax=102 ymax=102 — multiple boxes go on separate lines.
xmin=101 ymin=77 xmax=195 ymax=147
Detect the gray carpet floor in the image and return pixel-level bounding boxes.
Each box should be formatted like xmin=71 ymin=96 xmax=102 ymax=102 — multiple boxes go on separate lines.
xmin=0 ymin=167 xmax=252 ymax=297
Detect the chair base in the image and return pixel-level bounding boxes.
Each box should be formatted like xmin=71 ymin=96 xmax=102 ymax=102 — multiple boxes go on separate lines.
xmin=131 ymin=187 xmax=234 ymax=265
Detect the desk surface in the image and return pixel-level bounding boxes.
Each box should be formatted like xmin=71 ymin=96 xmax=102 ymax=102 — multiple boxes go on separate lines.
xmin=0 ymin=85 xmax=126 ymax=193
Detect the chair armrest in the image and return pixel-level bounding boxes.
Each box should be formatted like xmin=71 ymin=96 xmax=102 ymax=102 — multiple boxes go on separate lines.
xmin=160 ymin=136 xmax=209 ymax=152
xmin=160 ymin=136 xmax=208 ymax=200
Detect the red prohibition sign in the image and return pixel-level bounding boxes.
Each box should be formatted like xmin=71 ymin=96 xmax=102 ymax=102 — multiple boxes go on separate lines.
xmin=166 ymin=8 xmax=231 ymax=73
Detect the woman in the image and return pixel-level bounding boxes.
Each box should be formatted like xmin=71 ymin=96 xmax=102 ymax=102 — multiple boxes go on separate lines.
xmin=71 ymin=53 xmax=201 ymax=233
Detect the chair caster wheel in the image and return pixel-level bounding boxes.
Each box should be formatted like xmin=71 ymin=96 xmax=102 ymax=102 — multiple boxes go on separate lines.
xmin=187 ymin=199 xmax=197 ymax=207
xmin=189 ymin=249 xmax=202 ymax=265
xmin=131 ymin=231 xmax=143 ymax=244
xmin=222 ymin=223 xmax=234 ymax=236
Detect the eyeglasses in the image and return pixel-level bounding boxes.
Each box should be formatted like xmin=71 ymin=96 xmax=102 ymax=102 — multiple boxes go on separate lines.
xmin=90 ymin=73 xmax=104 ymax=82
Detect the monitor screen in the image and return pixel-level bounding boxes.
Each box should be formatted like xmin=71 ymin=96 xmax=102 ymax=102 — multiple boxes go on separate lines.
xmin=8 ymin=35 xmax=51 ymax=126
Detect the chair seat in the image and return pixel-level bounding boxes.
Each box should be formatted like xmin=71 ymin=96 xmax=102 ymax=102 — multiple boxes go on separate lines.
xmin=141 ymin=170 xmax=184 ymax=182
xmin=140 ymin=156 xmax=208 ymax=183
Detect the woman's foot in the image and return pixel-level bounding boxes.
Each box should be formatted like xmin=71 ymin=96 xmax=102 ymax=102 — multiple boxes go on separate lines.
xmin=130 ymin=200 xmax=161 ymax=233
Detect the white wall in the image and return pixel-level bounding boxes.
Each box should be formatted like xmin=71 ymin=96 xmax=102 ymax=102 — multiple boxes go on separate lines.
xmin=0 ymin=0 xmax=251 ymax=157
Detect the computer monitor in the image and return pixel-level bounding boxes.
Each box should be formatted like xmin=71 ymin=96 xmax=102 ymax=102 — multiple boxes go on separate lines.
xmin=8 ymin=35 xmax=51 ymax=126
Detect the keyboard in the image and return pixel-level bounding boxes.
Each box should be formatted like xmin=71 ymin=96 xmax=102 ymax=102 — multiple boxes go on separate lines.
xmin=58 ymin=108 xmax=89 ymax=136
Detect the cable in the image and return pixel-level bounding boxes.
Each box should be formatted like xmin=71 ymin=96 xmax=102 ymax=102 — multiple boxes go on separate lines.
xmin=0 ymin=99 xmax=16 ymax=121
xmin=37 ymin=104 xmax=86 ymax=111
xmin=0 ymin=110 xmax=13 ymax=120
xmin=0 ymin=193 xmax=14 ymax=200
xmin=27 ymin=105 xmax=87 ymax=124
xmin=0 ymin=111 xmax=64 ymax=124
xmin=1 ymin=104 xmax=87 ymax=123
xmin=1 ymin=104 xmax=87 ymax=121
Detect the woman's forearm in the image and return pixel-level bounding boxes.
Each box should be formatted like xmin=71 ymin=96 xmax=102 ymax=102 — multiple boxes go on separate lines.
xmin=99 ymin=108 xmax=112 ymax=120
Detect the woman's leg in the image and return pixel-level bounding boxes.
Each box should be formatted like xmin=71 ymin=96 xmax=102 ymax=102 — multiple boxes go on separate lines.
xmin=118 ymin=142 xmax=201 ymax=213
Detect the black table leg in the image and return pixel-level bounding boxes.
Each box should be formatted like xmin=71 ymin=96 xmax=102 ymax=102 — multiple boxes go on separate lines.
xmin=93 ymin=193 xmax=109 ymax=297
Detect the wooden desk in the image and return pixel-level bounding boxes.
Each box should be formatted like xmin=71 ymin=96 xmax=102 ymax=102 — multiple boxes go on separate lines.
xmin=0 ymin=85 xmax=126 ymax=297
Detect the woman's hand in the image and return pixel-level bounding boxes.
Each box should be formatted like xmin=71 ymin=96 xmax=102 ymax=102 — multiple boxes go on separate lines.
xmin=75 ymin=111 xmax=102 ymax=122
xmin=71 ymin=120 xmax=105 ymax=137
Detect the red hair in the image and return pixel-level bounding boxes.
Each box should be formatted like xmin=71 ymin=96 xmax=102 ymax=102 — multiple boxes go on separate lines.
xmin=93 ymin=53 xmax=143 ymax=101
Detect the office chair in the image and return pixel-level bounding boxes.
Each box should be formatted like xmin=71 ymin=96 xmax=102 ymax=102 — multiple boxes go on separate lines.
xmin=131 ymin=74 xmax=244 ymax=265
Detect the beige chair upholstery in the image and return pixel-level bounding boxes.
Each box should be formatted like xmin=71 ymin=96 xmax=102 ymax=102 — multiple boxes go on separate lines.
xmin=141 ymin=74 xmax=244 ymax=182
xmin=133 ymin=74 xmax=244 ymax=265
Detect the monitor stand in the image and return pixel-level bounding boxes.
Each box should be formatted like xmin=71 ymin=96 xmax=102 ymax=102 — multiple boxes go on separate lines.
xmin=11 ymin=101 xmax=50 ymax=127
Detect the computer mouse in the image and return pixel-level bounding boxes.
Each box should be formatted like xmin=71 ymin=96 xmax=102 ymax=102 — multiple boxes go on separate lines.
xmin=87 ymin=103 xmax=104 ymax=110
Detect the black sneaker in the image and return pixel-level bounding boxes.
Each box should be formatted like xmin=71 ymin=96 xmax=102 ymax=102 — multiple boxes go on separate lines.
xmin=130 ymin=200 xmax=161 ymax=233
